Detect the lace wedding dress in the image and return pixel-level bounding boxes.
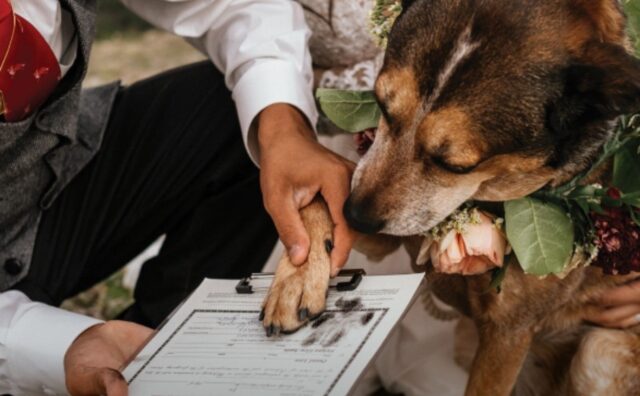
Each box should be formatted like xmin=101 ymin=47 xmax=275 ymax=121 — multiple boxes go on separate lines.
xmin=300 ymin=0 xmax=382 ymax=90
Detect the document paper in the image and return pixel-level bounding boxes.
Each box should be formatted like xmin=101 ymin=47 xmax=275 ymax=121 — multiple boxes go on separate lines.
xmin=123 ymin=273 xmax=424 ymax=396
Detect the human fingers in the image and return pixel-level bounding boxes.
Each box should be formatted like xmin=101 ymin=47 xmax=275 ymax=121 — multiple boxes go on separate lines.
xmin=100 ymin=368 xmax=128 ymax=396
xmin=321 ymin=165 xmax=355 ymax=276
xmin=585 ymin=304 xmax=640 ymax=328
xmin=598 ymin=280 xmax=640 ymax=307
xmin=265 ymin=191 xmax=311 ymax=265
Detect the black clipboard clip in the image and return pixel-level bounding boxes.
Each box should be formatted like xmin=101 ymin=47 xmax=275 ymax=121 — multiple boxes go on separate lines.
xmin=235 ymin=269 xmax=365 ymax=294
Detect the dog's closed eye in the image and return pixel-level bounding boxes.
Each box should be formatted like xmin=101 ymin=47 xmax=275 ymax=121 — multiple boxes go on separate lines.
xmin=432 ymin=155 xmax=477 ymax=174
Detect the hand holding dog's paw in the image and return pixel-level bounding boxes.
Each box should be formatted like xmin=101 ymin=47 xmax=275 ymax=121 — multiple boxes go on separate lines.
xmin=257 ymin=104 xmax=356 ymax=272
xmin=586 ymin=276 xmax=640 ymax=329
xmin=261 ymin=198 xmax=334 ymax=335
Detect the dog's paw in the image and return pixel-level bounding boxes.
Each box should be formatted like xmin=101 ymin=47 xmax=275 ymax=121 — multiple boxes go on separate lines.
xmin=261 ymin=255 xmax=331 ymax=335
xmin=261 ymin=198 xmax=334 ymax=336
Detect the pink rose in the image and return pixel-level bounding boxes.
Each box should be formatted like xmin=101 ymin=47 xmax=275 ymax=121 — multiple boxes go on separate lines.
xmin=430 ymin=211 xmax=511 ymax=275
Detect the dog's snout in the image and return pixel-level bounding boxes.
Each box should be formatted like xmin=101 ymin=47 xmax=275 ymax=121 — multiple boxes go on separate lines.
xmin=343 ymin=196 xmax=385 ymax=234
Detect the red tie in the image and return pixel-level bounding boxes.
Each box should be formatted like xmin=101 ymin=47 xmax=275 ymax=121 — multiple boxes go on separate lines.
xmin=0 ymin=0 xmax=61 ymax=122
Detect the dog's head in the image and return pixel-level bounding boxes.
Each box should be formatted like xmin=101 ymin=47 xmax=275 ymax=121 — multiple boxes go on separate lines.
xmin=346 ymin=0 xmax=640 ymax=236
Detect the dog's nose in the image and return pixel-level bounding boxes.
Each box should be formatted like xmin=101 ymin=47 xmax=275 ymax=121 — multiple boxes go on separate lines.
xmin=343 ymin=196 xmax=385 ymax=234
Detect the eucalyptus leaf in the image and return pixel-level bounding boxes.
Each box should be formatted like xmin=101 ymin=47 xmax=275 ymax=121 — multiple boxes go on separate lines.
xmin=567 ymin=185 xmax=604 ymax=200
xmin=613 ymin=139 xmax=640 ymax=193
xmin=623 ymin=0 xmax=640 ymax=54
xmin=504 ymin=198 xmax=574 ymax=277
xmin=489 ymin=260 xmax=510 ymax=293
xmin=315 ymin=89 xmax=382 ymax=133
xmin=622 ymin=191 xmax=640 ymax=207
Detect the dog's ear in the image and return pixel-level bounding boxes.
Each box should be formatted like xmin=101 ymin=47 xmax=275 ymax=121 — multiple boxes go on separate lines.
xmin=548 ymin=41 xmax=640 ymax=137
xmin=568 ymin=0 xmax=627 ymax=44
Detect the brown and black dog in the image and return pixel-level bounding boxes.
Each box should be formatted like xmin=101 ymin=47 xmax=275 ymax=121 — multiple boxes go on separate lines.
xmin=263 ymin=0 xmax=640 ymax=395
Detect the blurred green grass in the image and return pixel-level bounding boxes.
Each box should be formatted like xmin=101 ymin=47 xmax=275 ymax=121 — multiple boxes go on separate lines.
xmin=96 ymin=0 xmax=151 ymax=40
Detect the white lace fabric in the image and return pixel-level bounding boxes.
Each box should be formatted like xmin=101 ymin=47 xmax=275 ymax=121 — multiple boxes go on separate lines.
xmin=301 ymin=0 xmax=383 ymax=90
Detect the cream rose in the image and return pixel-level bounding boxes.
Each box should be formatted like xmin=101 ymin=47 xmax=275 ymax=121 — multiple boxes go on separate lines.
xmin=429 ymin=211 xmax=511 ymax=275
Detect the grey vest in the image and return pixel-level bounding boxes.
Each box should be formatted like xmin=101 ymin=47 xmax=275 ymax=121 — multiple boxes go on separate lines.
xmin=0 ymin=0 xmax=119 ymax=290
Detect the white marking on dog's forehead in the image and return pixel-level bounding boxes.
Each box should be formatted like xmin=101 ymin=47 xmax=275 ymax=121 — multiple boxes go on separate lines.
xmin=402 ymin=22 xmax=481 ymax=146
xmin=424 ymin=23 xmax=480 ymax=113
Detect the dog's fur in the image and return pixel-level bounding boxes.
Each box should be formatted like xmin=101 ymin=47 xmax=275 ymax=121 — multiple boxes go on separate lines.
xmin=263 ymin=0 xmax=640 ymax=394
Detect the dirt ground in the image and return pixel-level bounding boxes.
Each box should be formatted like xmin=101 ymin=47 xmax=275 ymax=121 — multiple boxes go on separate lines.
xmin=84 ymin=30 xmax=205 ymax=87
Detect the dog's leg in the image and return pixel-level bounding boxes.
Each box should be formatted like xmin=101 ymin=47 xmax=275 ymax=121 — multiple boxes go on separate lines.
xmin=261 ymin=196 xmax=333 ymax=334
xmin=568 ymin=328 xmax=640 ymax=396
xmin=465 ymin=325 xmax=533 ymax=396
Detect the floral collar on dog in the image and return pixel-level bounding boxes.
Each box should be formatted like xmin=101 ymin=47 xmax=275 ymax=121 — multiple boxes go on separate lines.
xmin=314 ymin=0 xmax=640 ymax=282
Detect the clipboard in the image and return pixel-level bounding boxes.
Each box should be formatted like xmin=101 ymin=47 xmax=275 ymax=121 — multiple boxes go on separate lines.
xmin=235 ymin=268 xmax=366 ymax=294
xmin=123 ymin=272 xmax=425 ymax=395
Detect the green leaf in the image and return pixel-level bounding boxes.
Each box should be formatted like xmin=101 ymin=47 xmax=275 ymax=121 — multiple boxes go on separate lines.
xmin=623 ymin=0 xmax=640 ymax=54
xmin=567 ymin=185 xmax=604 ymax=200
xmin=629 ymin=206 xmax=640 ymax=227
xmin=622 ymin=191 xmax=640 ymax=207
xmin=489 ymin=260 xmax=510 ymax=293
xmin=315 ymin=89 xmax=382 ymax=133
xmin=504 ymin=198 xmax=575 ymax=277
xmin=613 ymin=138 xmax=640 ymax=193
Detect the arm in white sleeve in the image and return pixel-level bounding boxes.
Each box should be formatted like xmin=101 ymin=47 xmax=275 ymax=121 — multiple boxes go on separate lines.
xmin=0 ymin=290 xmax=102 ymax=395
xmin=119 ymin=0 xmax=318 ymax=164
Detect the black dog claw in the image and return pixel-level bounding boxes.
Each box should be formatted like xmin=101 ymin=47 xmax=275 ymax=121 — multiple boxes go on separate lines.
xmin=259 ymin=308 xmax=265 ymax=321
xmin=324 ymin=239 xmax=334 ymax=254
xmin=298 ymin=308 xmax=309 ymax=321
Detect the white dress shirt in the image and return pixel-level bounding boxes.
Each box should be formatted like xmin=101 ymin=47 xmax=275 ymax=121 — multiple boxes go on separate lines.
xmin=2 ymin=1 xmax=316 ymax=394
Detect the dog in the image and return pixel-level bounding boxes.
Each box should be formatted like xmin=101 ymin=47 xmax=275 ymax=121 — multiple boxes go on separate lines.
xmin=262 ymin=0 xmax=640 ymax=394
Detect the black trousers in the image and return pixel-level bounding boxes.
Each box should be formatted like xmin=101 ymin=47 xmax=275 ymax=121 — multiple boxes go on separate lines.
xmin=15 ymin=62 xmax=278 ymax=328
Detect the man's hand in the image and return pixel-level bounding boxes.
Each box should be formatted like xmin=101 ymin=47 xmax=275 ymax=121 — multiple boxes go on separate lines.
xmin=64 ymin=320 xmax=153 ymax=396
xmin=585 ymin=277 xmax=640 ymax=329
xmin=258 ymin=103 xmax=357 ymax=276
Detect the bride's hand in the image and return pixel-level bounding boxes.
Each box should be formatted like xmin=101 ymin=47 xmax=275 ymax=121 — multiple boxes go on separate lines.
xmin=585 ymin=277 xmax=640 ymax=329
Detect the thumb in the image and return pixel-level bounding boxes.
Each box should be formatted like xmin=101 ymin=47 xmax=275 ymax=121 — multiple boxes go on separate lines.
xmin=99 ymin=368 xmax=128 ymax=396
xmin=268 ymin=197 xmax=310 ymax=265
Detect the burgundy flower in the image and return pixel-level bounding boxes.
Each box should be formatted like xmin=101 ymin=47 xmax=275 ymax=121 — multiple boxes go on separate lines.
xmin=354 ymin=129 xmax=376 ymax=156
xmin=590 ymin=190 xmax=640 ymax=275
xmin=606 ymin=187 xmax=622 ymax=200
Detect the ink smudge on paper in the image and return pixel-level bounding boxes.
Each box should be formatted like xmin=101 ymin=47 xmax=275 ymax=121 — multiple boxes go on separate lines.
xmin=301 ymin=297 xmax=376 ymax=347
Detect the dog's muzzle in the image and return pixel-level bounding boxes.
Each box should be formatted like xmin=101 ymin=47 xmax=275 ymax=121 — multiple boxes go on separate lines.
xmin=343 ymin=196 xmax=385 ymax=234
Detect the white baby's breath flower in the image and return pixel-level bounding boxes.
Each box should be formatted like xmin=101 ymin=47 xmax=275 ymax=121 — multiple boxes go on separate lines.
xmin=369 ymin=0 xmax=402 ymax=47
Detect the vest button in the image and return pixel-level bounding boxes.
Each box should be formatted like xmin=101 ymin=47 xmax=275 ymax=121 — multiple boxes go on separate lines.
xmin=4 ymin=259 xmax=24 ymax=276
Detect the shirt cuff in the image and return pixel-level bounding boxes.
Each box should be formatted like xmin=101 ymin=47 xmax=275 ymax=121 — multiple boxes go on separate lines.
xmin=232 ymin=59 xmax=318 ymax=166
xmin=6 ymin=300 xmax=103 ymax=395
